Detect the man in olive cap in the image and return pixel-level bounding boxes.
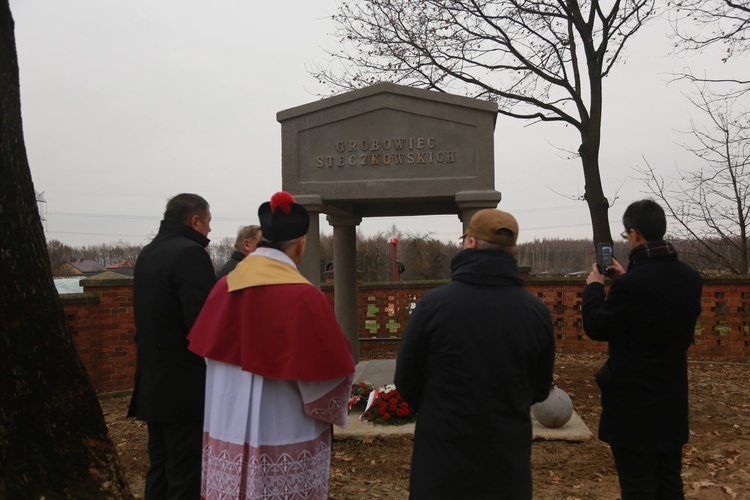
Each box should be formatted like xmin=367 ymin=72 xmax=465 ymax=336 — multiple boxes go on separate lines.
xmin=395 ymin=208 xmax=555 ymax=499
xmin=188 ymin=191 xmax=355 ymax=499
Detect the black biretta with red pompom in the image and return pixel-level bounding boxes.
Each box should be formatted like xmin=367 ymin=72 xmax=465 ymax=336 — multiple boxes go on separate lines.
xmin=257 ymin=191 xmax=310 ymax=243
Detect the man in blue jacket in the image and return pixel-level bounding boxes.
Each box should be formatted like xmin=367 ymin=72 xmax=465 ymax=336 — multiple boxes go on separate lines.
xmin=128 ymin=193 xmax=216 ymax=499
xmin=395 ymin=208 xmax=555 ymax=499
xmin=582 ymin=199 xmax=702 ymax=499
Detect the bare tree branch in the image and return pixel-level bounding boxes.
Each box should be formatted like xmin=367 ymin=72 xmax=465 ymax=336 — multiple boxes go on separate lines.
xmin=634 ymin=86 xmax=750 ymax=273
xmin=668 ymin=0 xmax=750 ymax=59
xmin=314 ymin=0 xmax=656 ymax=243
xmin=667 ymin=0 xmax=750 ymax=98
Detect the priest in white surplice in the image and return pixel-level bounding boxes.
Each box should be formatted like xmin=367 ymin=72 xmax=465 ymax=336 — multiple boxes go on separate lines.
xmin=188 ymin=192 xmax=355 ymax=499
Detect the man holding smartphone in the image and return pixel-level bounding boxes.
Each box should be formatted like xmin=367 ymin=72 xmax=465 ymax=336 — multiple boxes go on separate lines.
xmin=581 ymin=199 xmax=702 ymax=499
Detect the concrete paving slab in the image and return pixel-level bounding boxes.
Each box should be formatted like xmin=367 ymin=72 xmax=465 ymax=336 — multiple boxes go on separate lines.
xmin=335 ymin=409 xmax=591 ymax=441
xmin=353 ymin=359 xmax=396 ymax=388
xmin=531 ymin=412 xmax=593 ymax=441
xmin=338 ymin=359 xmax=593 ymax=442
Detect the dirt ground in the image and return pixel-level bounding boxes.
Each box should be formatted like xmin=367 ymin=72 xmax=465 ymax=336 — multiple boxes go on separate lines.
xmin=102 ymin=351 xmax=750 ymax=499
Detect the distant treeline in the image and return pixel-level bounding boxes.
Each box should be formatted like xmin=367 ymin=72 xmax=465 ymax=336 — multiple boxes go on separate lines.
xmin=47 ymin=232 xmax=730 ymax=280
xmin=47 ymin=237 xmax=239 ymax=277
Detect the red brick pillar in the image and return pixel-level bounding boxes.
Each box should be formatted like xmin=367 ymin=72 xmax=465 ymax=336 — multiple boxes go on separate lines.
xmin=78 ymin=271 xmax=136 ymax=394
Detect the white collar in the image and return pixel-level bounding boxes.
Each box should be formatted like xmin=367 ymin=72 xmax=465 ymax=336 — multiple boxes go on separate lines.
xmin=253 ymin=246 xmax=297 ymax=268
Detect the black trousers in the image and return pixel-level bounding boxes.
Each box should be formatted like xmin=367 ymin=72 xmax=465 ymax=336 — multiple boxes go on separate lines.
xmin=611 ymin=445 xmax=684 ymax=500
xmin=145 ymin=420 xmax=203 ymax=500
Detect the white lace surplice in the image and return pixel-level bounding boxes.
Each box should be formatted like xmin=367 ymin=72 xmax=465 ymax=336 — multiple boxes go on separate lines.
xmin=202 ymin=359 xmax=352 ymax=500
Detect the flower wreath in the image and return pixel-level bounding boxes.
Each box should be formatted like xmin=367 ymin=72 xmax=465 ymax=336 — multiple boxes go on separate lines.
xmin=360 ymin=384 xmax=416 ymax=426
xmin=348 ymin=380 xmax=375 ymax=411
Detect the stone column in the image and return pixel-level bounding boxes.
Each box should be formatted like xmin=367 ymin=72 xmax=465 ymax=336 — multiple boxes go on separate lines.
xmin=327 ymin=214 xmax=362 ymax=362
xmin=455 ymin=189 xmax=503 ymax=231
xmin=293 ymin=195 xmax=323 ymax=288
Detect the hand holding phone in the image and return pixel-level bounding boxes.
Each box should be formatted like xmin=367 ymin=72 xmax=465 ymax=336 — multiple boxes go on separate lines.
xmin=596 ymin=242 xmax=614 ymax=275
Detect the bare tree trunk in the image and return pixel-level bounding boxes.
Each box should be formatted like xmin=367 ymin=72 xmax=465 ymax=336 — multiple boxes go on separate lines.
xmin=580 ymin=54 xmax=613 ymax=245
xmin=581 ymin=147 xmax=612 ymax=244
xmin=0 ymin=2 xmax=132 ymax=497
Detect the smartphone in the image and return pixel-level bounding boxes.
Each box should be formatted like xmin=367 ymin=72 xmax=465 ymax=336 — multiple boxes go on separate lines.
xmin=596 ymin=242 xmax=614 ymax=275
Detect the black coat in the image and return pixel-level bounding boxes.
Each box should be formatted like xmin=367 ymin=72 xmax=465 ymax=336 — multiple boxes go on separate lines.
xmin=395 ymin=249 xmax=555 ymax=500
xmin=216 ymin=250 xmax=245 ymax=279
xmin=581 ymin=246 xmax=702 ymax=452
xmin=127 ymin=221 xmax=216 ymax=423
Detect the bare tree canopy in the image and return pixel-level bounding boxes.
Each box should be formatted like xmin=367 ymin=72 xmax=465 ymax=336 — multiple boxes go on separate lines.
xmin=669 ymin=0 xmax=750 ymax=59
xmin=315 ymin=0 xmax=657 ymax=243
xmin=668 ymin=0 xmax=750 ymax=97
xmin=636 ymin=87 xmax=750 ymax=274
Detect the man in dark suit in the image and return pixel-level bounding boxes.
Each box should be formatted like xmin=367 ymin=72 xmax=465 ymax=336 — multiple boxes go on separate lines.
xmin=216 ymin=224 xmax=261 ymax=279
xmin=128 ymin=193 xmax=216 ymax=499
xmin=582 ymin=199 xmax=702 ymax=499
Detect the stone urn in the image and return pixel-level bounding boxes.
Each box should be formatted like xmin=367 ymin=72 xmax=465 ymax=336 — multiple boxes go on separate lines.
xmin=532 ymin=383 xmax=573 ymax=428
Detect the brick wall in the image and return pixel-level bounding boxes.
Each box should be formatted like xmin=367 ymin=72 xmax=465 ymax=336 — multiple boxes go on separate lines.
xmin=324 ymin=276 xmax=750 ymax=362
xmin=62 ymin=273 xmax=750 ymax=394
xmin=696 ymin=280 xmax=750 ymax=360
xmin=61 ymin=272 xmax=136 ymax=394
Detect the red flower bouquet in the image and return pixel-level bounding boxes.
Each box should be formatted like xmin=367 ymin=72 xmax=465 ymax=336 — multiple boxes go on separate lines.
xmin=360 ymin=384 xmax=416 ymax=426
xmin=352 ymin=380 xmax=375 ymax=396
xmin=348 ymin=380 xmax=375 ymax=411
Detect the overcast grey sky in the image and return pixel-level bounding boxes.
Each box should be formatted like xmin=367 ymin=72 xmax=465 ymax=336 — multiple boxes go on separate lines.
xmin=10 ymin=1 xmax=743 ymax=247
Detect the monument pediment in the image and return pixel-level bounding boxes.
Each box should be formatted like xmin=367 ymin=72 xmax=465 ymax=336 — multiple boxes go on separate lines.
xmin=277 ymin=82 xmax=499 ymax=215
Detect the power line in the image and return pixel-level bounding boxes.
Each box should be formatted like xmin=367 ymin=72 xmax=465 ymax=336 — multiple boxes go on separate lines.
xmin=47 ymin=211 xmax=252 ymax=222
xmin=48 ymin=230 xmax=149 ymax=238
xmin=46 ymin=202 xmax=592 ymax=222
xmin=49 ymin=212 xmax=158 ymax=220
xmin=44 ymin=205 xmax=624 ymax=240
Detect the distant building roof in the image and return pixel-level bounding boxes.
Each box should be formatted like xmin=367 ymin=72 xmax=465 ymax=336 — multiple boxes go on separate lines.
xmin=106 ymin=258 xmax=136 ymax=269
xmin=67 ymin=259 xmax=104 ymax=273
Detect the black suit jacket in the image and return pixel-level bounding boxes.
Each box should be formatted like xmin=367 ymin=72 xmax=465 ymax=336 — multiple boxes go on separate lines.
xmin=582 ymin=250 xmax=702 ymax=452
xmin=216 ymin=250 xmax=245 ymax=279
xmin=128 ymin=221 xmax=216 ymax=422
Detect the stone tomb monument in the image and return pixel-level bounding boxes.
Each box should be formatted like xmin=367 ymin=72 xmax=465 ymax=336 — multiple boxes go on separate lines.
xmin=277 ymin=82 xmax=501 ymax=360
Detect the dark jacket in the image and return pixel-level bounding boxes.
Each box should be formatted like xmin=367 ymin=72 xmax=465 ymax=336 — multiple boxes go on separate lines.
xmin=216 ymin=250 xmax=245 ymax=279
xmin=395 ymin=249 xmax=555 ymax=500
xmin=581 ymin=243 xmax=702 ymax=452
xmin=128 ymin=220 xmax=216 ymax=422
